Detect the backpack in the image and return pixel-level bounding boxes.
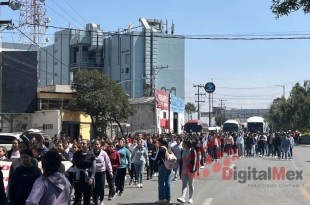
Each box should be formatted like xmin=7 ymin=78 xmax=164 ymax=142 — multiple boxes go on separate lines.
xmin=161 ymin=146 xmax=177 ymax=170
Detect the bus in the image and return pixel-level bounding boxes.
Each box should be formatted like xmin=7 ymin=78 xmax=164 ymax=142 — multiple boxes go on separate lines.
xmin=222 ymin=119 xmax=240 ymax=132
xmin=246 ymin=116 xmax=269 ymax=133
xmin=184 ymin=120 xmax=208 ymax=133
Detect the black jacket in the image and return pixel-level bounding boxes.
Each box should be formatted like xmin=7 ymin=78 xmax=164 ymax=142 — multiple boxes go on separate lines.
xmin=154 ymin=146 xmax=166 ymax=166
xmin=9 ymin=165 xmax=41 ymax=205
xmin=0 ymin=168 xmax=7 ymax=205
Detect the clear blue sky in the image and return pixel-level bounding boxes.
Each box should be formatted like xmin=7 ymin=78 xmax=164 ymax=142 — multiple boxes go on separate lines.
xmin=2 ymin=0 xmax=310 ymax=111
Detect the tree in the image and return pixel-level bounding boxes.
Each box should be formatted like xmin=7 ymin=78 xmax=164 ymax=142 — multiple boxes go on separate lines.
xmin=268 ymin=81 xmax=310 ymax=132
xmin=268 ymin=97 xmax=289 ymax=131
xmin=271 ymin=0 xmax=310 ymax=18
xmin=185 ymin=102 xmax=197 ymax=120
xmin=70 ymin=69 xmax=132 ymax=139
xmin=287 ymin=82 xmax=310 ymax=130
xmin=215 ymin=114 xmax=226 ymax=127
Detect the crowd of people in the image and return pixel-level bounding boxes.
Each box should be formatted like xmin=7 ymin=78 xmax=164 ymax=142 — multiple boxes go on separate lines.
xmin=0 ymin=129 xmax=302 ymax=204
xmin=204 ymin=130 xmax=301 ymax=160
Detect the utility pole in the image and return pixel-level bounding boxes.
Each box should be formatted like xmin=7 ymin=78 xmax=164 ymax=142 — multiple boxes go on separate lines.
xmin=211 ymin=78 xmax=214 ymax=120
xmin=276 ymin=85 xmax=285 ymax=98
xmin=193 ymin=84 xmax=205 ymax=119
xmin=219 ymin=99 xmax=226 ymax=125
xmin=150 ymin=65 xmax=169 ymax=96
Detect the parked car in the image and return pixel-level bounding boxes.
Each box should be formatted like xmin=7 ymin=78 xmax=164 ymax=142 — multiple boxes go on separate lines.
xmin=0 ymin=132 xmax=28 ymax=151
xmin=21 ymin=129 xmax=51 ymax=142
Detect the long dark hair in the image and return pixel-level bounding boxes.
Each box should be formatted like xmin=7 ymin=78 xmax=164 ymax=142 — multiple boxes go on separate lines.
xmin=41 ymin=150 xmax=61 ymax=176
xmin=157 ymin=137 xmax=168 ymax=148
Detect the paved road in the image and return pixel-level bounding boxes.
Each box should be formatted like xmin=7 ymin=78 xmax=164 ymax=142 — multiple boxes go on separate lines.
xmin=101 ymin=145 xmax=310 ymax=205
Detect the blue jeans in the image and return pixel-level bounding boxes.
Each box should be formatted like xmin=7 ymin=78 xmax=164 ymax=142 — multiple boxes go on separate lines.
xmin=268 ymin=144 xmax=274 ymax=156
xmin=282 ymin=147 xmax=290 ymax=159
xmin=134 ymin=163 xmax=145 ymax=184
xmin=158 ymin=164 xmax=172 ymax=201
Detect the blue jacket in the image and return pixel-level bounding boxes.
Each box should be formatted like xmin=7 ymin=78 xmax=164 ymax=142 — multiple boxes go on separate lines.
xmin=117 ymin=147 xmax=131 ymax=169
xmin=281 ymin=137 xmax=291 ymax=148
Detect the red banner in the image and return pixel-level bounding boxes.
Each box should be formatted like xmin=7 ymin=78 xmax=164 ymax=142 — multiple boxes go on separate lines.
xmin=155 ymin=89 xmax=169 ymax=110
xmin=160 ymin=119 xmax=169 ymax=128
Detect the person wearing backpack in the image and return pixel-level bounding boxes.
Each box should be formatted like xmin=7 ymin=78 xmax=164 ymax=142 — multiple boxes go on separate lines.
xmin=153 ymin=137 xmax=174 ymax=204
xmin=177 ymin=140 xmax=197 ymax=204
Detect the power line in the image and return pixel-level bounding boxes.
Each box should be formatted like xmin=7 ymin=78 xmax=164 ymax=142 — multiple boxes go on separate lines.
xmin=50 ymin=0 xmax=85 ymax=28
xmin=13 ymin=25 xmax=71 ymax=82
xmin=11 ymin=23 xmax=310 ymax=41
xmin=215 ymin=93 xmax=280 ymax=97
xmin=45 ymin=4 xmax=80 ymax=29
xmin=63 ymin=0 xmax=88 ymax=25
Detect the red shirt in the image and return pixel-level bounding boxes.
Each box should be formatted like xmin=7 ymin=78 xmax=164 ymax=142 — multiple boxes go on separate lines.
xmin=107 ymin=150 xmax=121 ymax=170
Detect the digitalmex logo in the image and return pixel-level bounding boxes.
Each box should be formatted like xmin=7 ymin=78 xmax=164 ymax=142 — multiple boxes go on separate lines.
xmin=185 ymin=155 xmax=303 ymax=184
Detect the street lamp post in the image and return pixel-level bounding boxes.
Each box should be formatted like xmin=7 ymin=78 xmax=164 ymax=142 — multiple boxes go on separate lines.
xmin=276 ymin=85 xmax=285 ymax=98
xmin=0 ymin=0 xmax=21 ymax=27
xmin=0 ymin=0 xmax=21 ymax=10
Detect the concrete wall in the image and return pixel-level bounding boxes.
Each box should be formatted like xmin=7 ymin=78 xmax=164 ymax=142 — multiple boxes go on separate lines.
xmin=31 ymin=110 xmax=61 ymax=137
xmin=0 ymin=114 xmax=32 ymax=133
xmin=128 ymin=102 xmax=155 ymax=133
xmin=300 ymin=136 xmax=310 ymax=144
xmin=155 ymin=34 xmax=185 ymax=99
xmin=38 ymin=29 xmax=71 ymax=86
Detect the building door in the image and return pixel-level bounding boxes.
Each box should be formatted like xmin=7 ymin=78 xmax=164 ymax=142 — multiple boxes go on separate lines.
xmin=62 ymin=121 xmax=80 ymax=140
xmin=173 ymin=112 xmax=178 ymax=134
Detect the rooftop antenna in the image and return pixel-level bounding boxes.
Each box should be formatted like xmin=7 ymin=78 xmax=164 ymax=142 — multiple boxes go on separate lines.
xmin=128 ymin=22 xmax=133 ymax=32
xmin=19 ymin=0 xmax=50 ymax=45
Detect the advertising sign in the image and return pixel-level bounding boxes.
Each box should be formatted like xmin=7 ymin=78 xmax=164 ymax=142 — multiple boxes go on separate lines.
xmin=170 ymin=96 xmax=185 ymax=113
xmin=155 ymin=89 xmax=169 ymax=110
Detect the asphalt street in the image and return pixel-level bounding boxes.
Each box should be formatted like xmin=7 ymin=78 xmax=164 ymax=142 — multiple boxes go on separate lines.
xmin=102 ymin=145 xmax=310 ymax=205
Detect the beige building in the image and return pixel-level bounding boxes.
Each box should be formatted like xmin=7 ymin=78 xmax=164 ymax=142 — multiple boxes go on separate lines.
xmin=37 ymin=85 xmax=92 ymax=140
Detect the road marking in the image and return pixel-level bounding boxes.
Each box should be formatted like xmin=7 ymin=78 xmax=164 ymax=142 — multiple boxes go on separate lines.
xmin=225 ymin=164 xmax=235 ymax=173
xmin=202 ymin=198 xmax=213 ymax=205
xmin=291 ymin=159 xmax=300 ymax=171
xmin=300 ymin=183 xmax=310 ymax=201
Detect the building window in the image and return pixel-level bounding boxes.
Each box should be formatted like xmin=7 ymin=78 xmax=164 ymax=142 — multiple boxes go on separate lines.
xmin=126 ymin=67 xmax=129 ymax=73
xmin=125 ymin=53 xmax=130 ymax=64
xmin=163 ymin=112 xmax=167 ymax=119
xmin=82 ymin=46 xmax=88 ymax=63
xmin=40 ymin=99 xmax=70 ymax=110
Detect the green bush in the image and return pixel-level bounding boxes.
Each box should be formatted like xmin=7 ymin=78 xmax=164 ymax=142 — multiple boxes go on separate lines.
xmin=302 ymin=131 xmax=310 ymax=136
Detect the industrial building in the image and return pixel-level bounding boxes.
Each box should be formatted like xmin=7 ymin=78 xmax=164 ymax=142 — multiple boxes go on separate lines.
xmin=38 ymin=18 xmax=185 ymax=99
